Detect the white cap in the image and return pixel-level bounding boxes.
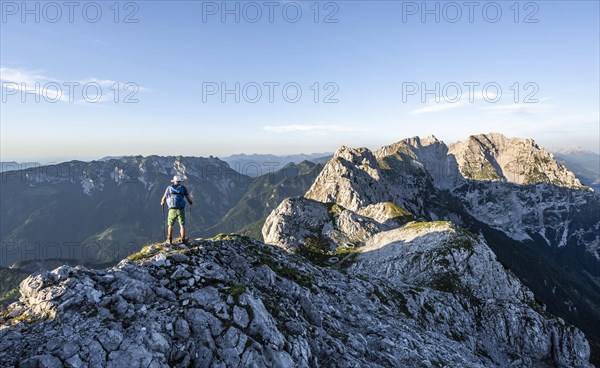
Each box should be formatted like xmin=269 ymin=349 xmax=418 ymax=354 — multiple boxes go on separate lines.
xmin=171 ymin=175 xmax=183 ymax=183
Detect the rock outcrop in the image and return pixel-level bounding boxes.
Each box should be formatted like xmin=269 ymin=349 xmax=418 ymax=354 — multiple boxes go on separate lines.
xmin=262 ymin=132 xmax=599 ymax=364
xmin=448 ymin=133 xmax=583 ymax=187
xmin=262 ymin=197 xmax=415 ymax=253
xmin=305 ymin=147 xmax=389 ymax=211
xmin=349 ymin=221 xmax=592 ymax=366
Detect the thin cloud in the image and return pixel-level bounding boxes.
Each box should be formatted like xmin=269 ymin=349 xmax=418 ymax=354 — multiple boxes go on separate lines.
xmin=0 ymin=66 xmax=145 ymax=103
xmin=480 ymin=98 xmax=553 ymax=115
xmin=409 ymin=101 xmax=464 ymax=116
xmin=408 ymin=90 xmax=529 ymax=116
xmin=1 ymin=67 xmax=50 ymax=85
xmin=263 ymin=124 xmax=369 ymax=134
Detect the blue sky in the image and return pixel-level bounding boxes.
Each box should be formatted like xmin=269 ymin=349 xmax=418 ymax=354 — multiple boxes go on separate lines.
xmin=1 ymin=0 xmax=599 ymax=162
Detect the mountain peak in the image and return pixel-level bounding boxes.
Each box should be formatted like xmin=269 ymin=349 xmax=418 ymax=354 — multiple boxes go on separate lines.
xmin=372 ymin=132 xmax=584 ymax=188
xmin=332 ymin=145 xmax=373 ymax=160
xmin=305 ymin=146 xmax=386 ymax=211
xmin=375 ymin=135 xmax=442 ymax=159
xmin=449 ymin=133 xmax=583 ymax=187
xmin=421 ymin=134 xmax=440 ymax=145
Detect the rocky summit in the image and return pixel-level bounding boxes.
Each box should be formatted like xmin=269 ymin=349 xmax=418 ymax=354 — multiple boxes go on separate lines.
xmin=0 ymin=229 xmax=592 ymax=367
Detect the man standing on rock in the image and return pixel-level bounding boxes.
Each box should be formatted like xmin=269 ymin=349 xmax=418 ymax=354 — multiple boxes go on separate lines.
xmin=161 ymin=175 xmax=193 ymax=246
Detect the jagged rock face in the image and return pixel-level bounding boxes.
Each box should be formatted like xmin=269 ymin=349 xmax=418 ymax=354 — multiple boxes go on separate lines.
xmin=447 ymin=133 xmax=583 ymax=187
xmin=348 ymin=221 xmax=593 ymax=366
xmin=1 ymin=237 xmax=591 ymax=367
xmin=261 ymin=197 xmax=334 ymax=251
xmin=350 ymin=222 xmax=526 ymax=301
xmin=262 ymin=197 xmax=389 ymax=252
xmin=453 ymin=181 xmax=600 ymax=260
xmin=304 ymin=144 xmax=440 ymax=219
xmin=376 ymin=135 xmax=463 ymax=190
xmin=378 ymin=133 xmax=583 ymax=190
xmin=305 ymin=146 xmax=389 ymax=211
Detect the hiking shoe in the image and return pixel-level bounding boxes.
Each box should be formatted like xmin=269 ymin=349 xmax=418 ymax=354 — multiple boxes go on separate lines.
xmin=180 ymin=237 xmax=188 ymax=245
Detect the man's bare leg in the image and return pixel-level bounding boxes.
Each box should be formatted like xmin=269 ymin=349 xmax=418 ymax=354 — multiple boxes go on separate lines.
xmin=180 ymin=225 xmax=186 ymax=243
xmin=167 ymin=226 xmax=173 ymax=244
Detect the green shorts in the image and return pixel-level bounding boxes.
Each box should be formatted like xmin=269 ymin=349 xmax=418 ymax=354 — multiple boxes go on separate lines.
xmin=167 ymin=208 xmax=186 ymax=226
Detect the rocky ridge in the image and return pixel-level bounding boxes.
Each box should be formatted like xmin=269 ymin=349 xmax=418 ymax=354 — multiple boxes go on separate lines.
xmin=262 ymin=132 xmax=599 ymax=364
xmin=374 ymin=133 xmax=584 ymax=190
xmin=300 ymin=133 xmax=599 ymax=259
xmin=1 ymin=231 xmax=592 ymax=367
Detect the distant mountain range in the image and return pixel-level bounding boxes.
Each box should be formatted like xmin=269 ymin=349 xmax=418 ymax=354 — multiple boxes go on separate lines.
xmin=219 ymin=153 xmax=332 ymax=177
xmin=0 ymin=156 xmax=321 ymax=267
xmin=0 ymin=161 xmax=42 ymax=173
xmin=4 ymin=147 xmax=596 ymax=185
xmin=551 ymin=147 xmax=600 ymax=192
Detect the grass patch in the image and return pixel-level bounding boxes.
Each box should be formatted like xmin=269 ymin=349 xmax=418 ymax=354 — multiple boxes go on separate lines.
xmin=382 ymin=202 xmax=413 ymax=218
xmin=326 ymin=202 xmax=343 ymax=220
xmin=257 ymin=256 xmax=313 ymax=289
xmin=212 ymin=233 xmax=251 ymax=242
xmin=0 ymin=288 xmax=20 ymax=305
xmin=358 ymin=202 xmax=415 ymax=225
xmin=298 ymin=236 xmax=361 ymax=267
xmin=127 ymin=243 xmax=165 ymax=261
xmin=227 ymin=284 xmax=247 ymax=299
xmin=219 ymin=284 xmax=248 ymax=303
xmin=371 ymin=285 xmax=411 ymax=316
xmin=403 ymin=221 xmax=452 ymax=232
xmin=9 ymin=313 xmax=36 ymax=326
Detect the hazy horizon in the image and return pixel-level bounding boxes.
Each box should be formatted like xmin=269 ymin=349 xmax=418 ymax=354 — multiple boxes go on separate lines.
xmin=1 ymin=132 xmax=598 ymax=165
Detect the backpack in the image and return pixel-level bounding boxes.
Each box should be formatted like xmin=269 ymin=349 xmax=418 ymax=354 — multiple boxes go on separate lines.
xmin=167 ymin=185 xmax=187 ymax=209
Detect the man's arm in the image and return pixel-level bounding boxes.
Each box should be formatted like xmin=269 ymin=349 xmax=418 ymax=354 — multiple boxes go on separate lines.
xmin=183 ymin=186 xmax=193 ymax=205
xmin=161 ymin=187 xmax=169 ymax=206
